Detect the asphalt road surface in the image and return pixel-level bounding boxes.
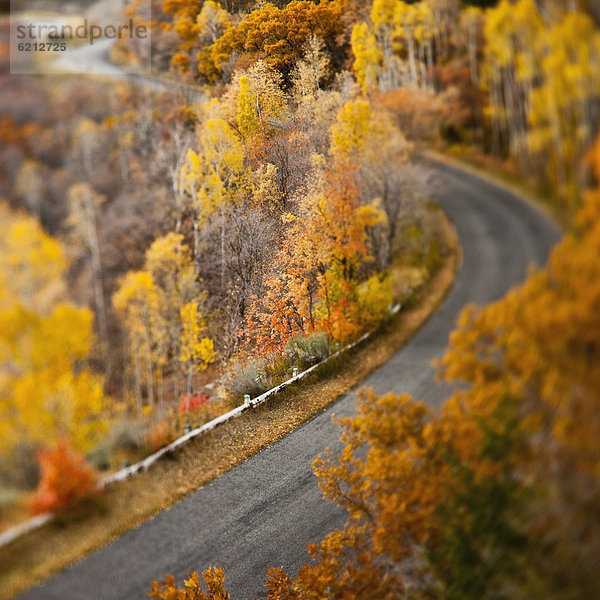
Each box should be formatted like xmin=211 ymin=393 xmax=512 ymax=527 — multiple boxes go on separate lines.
xmin=53 ymin=37 xmax=206 ymax=101
xmin=19 ymin=161 xmax=560 ymax=600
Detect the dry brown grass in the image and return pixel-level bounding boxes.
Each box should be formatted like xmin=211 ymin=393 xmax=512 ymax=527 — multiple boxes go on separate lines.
xmin=0 ymin=214 xmax=458 ymax=600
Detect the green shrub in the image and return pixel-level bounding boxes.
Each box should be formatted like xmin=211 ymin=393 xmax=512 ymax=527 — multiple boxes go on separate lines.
xmin=286 ymin=332 xmax=330 ymax=368
xmin=87 ymin=443 xmax=111 ymax=471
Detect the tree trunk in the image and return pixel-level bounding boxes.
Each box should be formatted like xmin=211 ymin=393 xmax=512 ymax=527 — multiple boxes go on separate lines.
xmin=220 ymin=213 xmax=226 ymax=291
xmin=134 ymin=353 xmax=142 ymax=412
xmin=185 ymin=366 xmax=193 ymax=430
xmin=144 ymin=330 xmax=154 ymax=407
xmin=85 ymin=198 xmax=111 ymax=379
xmin=406 ymin=28 xmax=419 ymax=87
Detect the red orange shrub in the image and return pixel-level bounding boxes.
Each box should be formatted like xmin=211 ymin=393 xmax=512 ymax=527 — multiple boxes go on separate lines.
xmin=29 ymin=439 xmax=97 ymax=515
xmin=179 ymin=392 xmax=208 ymax=415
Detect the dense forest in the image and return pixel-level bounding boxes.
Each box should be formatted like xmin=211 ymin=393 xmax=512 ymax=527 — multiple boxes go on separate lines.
xmin=1 ymin=0 xmax=600 ymax=597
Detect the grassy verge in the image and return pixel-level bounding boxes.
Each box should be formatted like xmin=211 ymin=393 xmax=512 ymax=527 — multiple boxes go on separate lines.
xmin=0 ymin=211 xmax=458 ymax=600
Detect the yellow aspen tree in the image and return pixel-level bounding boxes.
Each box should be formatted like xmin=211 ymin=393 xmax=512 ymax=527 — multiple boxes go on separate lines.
xmin=528 ymin=11 xmax=600 ymax=207
xmin=144 ymin=232 xmax=198 ymax=403
xmin=178 ymin=302 xmax=215 ymax=429
xmin=236 ymin=75 xmax=261 ymax=140
xmin=482 ymin=0 xmax=523 ymax=157
xmin=232 ymin=60 xmax=287 ymax=144
xmin=413 ymin=2 xmax=435 ymax=90
xmin=0 ymin=303 xmax=106 ymax=458
xmin=180 ymin=115 xmax=246 ymax=284
xmin=112 ymin=271 xmax=162 ymax=410
xmin=330 ymin=99 xmax=372 ymax=158
xmin=195 ymin=0 xmax=230 ymax=44
xmin=394 ymin=1 xmax=419 ymax=87
xmin=0 ymin=204 xmax=65 ymax=314
xmin=482 ymin=0 xmax=600 ymax=206
xmin=370 ymin=0 xmax=399 ymax=90
xmin=425 ymin=0 xmax=457 ymax=63
xmin=0 ymin=204 xmax=106 ymax=461
xmin=351 ymin=23 xmax=381 ymax=94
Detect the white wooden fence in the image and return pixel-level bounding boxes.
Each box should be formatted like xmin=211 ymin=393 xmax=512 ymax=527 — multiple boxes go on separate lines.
xmin=0 ymin=305 xmax=400 ymax=548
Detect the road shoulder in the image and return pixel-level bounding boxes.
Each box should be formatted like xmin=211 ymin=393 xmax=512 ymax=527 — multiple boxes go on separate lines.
xmin=0 ymin=210 xmax=459 ymax=600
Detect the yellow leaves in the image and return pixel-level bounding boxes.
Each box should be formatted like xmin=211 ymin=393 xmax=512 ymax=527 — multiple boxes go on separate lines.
xmin=179 ymin=302 xmax=215 ymax=370
xmin=180 ymin=117 xmax=246 ymax=218
xmin=112 ymin=270 xmax=159 ymax=320
xmin=184 ymin=572 xmax=200 ymax=588
xmin=35 ymin=305 xmax=93 ymax=365
xmin=330 ymin=100 xmax=372 ymax=158
xmin=251 ymin=163 xmax=282 ymax=211
xmin=201 ymin=119 xmax=245 ymax=176
xmin=195 ymin=0 xmax=229 ymax=43
xmin=144 ymin=232 xmax=195 ymax=297
xmin=236 ymin=75 xmax=259 ymax=140
xmin=371 ymin=0 xmax=397 ymax=29
xmin=230 ymin=60 xmax=287 ymax=142
xmin=0 ymin=202 xmax=65 ymax=312
xmin=482 ymin=0 xmax=600 ymax=206
xmin=32 ymin=368 xmax=104 ymax=452
xmin=356 ymin=272 xmax=393 ymax=330
xmin=351 ymin=23 xmax=381 ymax=94
xmin=114 ymin=234 xmax=214 ymax=404
xmin=0 ymin=205 xmax=107 ymax=458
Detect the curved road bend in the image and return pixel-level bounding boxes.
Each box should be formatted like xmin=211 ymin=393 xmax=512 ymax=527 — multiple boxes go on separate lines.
xmin=19 ymin=162 xmax=560 ymax=600
xmin=53 ymin=38 xmax=206 ymax=102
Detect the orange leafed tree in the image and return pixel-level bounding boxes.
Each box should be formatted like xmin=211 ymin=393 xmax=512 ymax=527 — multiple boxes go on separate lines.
xmin=199 ymin=0 xmax=347 ymax=82
xmin=242 ymin=157 xmax=384 ymax=354
xmin=155 ymin=135 xmax=600 ymax=598
xmin=149 ymin=567 xmax=230 ymax=600
xmin=30 ymin=438 xmax=97 ymax=516
xmin=288 ymin=134 xmax=600 ymax=598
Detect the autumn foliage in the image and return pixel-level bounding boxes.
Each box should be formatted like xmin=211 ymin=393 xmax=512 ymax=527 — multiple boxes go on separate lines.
xmin=179 ymin=392 xmax=209 ymax=415
xmin=29 ymin=439 xmax=97 ymax=516
xmin=149 ymin=567 xmax=230 ymax=600
xmin=260 ymin=134 xmax=600 ymax=598
xmin=0 ymin=204 xmax=107 ymax=473
xmin=152 ymin=134 xmax=600 ymax=598
xmin=199 ymin=0 xmax=347 ymax=82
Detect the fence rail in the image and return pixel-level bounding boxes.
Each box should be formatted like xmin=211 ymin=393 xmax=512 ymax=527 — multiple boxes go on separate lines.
xmin=0 ymin=306 xmax=399 ymax=549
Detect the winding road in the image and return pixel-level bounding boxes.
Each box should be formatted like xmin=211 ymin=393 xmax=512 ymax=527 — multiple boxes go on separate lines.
xmin=19 ymin=161 xmax=560 ymax=600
